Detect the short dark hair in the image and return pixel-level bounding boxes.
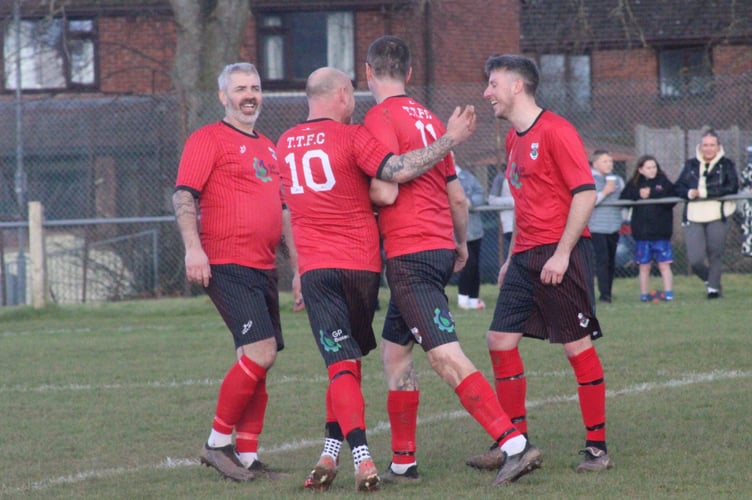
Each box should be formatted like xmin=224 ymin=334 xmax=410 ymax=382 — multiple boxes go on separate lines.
xmin=592 ymin=149 xmax=611 ymax=159
xmin=367 ymin=35 xmax=411 ymax=80
xmin=701 ymin=128 xmax=720 ymax=143
xmin=484 ymin=54 xmax=539 ymax=95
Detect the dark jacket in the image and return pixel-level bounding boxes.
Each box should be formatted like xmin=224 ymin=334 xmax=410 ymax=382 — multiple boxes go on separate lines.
xmin=674 ymin=156 xmax=739 ymax=222
xmin=620 ymin=174 xmax=676 ymax=240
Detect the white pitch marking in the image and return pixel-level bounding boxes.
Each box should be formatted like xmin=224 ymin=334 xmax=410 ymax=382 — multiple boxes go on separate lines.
xmin=2 ymin=369 xmax=748 ymax=494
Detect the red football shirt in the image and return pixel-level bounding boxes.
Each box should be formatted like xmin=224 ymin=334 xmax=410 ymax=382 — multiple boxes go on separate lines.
xmin=175 ymin=121 xmax=282 ymax=269
xmin=364 ymin=95 xmax=456 ymax=259
xmin=276 ymin=119 xmax=392 ymax=274
xmin=506 ymin=110 xmax=595 ymax=253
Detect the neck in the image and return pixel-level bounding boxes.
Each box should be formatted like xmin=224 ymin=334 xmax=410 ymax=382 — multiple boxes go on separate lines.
xmin=509 ymin=101 xmax=543 ymax=133
xmin=224 ymin=116 xmax=256 ymax=135
xmin=307 ymin=103 xmax=343 ymax=123
xmin=370 ymin=81 xmax=406 ymax=104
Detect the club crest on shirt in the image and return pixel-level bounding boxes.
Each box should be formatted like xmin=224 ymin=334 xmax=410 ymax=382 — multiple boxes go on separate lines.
xmin=530 ymin=142 xmax=539 ymax=160
xmin=240 ymin=145 xmax=246 ymax=154
xmin=253 ymin=157 xmax=273 ymax=182
xmin=509 ymin=162 xmax=522 ymax=189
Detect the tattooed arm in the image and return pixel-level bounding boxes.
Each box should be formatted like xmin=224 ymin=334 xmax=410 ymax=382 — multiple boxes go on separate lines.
xmin=172 ymin=189 xmax=211 ymax=287
xmin=378 ymin=105 xmax=477 ymax=183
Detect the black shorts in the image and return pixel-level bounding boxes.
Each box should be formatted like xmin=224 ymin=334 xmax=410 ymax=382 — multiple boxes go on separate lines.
xmin=301 ymin=268 xmax=381 ymax=366
xmin=490 ymin=239 xmax=603 ymax=343
xmin=382 ymin=249 xmax=458 ymax=352
xmin=205 ymin=264 xmax=283 ymax=351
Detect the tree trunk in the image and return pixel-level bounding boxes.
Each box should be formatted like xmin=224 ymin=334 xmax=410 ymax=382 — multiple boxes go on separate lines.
xmin=168 ymin=0 xmax=250 ymax=139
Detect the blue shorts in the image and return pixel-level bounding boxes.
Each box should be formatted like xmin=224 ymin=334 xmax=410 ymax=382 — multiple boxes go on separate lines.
xmin=634 ymin=240 xmax=673 ymax=265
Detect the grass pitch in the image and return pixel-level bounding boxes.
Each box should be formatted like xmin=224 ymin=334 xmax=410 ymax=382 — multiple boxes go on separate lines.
xmin=1 ymin=274 xmax=751 ymax=498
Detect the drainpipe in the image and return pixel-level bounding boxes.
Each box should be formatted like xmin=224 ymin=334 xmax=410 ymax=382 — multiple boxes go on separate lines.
xmin=423 ymin=1 xmax=434 ymax=109
xmin=13 ymin=0 xmax=27 ymax=305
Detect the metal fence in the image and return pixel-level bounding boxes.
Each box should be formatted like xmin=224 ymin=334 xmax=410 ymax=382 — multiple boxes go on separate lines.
xmin=1 ymin=73 xmax=751 ymax=305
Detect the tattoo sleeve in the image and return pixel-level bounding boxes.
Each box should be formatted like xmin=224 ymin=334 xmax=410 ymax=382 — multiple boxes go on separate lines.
xmin=379 ymin=134 xmax=457 ymax=183
xmin=172 ymin=190 xmax=201 ymax=250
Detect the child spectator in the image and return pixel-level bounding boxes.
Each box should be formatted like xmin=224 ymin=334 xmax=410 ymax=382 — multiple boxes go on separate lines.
xmin=619 ymin=155 xmax=676 ymax=301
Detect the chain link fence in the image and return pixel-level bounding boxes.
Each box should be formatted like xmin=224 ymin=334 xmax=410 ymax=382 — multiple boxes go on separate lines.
xmin=1 ymin=73 xmax=751 ymax=305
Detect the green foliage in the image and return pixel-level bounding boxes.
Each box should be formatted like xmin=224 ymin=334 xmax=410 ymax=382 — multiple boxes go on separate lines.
xmin=1 ymin=275 xmax=751 ymax=498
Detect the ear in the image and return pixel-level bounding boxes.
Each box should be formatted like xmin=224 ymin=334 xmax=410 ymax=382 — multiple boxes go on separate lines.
xmin=405 ymin=67 xmax=413 ymax=84
xmin=512 ymin=77 xmax=524 ymax=95
xmin=337 ymin=85 xmax=348 ymax=106
xmin=218 ymin=89 xmax=227 ymax=106
xmin=365 ymin=62 xmax=373 ymax=80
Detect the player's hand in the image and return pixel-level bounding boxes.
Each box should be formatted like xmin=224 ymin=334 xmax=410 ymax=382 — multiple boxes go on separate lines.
xmin=540 ymin=252 xmax=569 ymax=285
xmin=445 ymin=105 xmax=477 ymax=144
xmin=453 ymin=242 xmax=468 ymax=273
xmin=497 ymin=260 xmax=510 ymax=287
xmin=185 ymin=247 xmax=211 ymax=287
xmin=292 ymin=272 xmax=305 ymax=312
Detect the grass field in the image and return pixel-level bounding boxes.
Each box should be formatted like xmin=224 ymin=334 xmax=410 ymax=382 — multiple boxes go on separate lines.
xmin=1 ymin=274 xmax=751 ymax=499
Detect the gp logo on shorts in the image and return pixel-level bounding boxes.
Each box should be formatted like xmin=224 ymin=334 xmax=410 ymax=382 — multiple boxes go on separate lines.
xmin=433 ymin=308 xmax=455 ymax=333
xmin=319 ymin=328 xmax=349 ymax=353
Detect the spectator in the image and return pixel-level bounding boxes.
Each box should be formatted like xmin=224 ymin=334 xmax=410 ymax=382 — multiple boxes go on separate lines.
xmin=740 ymin=148 xmax=752 ymax=257
xmin=588 ymin=150 xmax=625 ymax=303
xmin=675 ymin=129 xmax=739 ymax=298
xmin=456 ymin=158 xmax=486 ymax=310
xmin=488 ymin=168 xmax=515 ymax=261
xmin=620 ymin=155 xmax=676 ymax=301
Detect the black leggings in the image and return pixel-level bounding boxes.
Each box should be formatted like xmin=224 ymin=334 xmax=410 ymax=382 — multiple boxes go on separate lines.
xmin=458 ymin=238 xmax=482 ymax=298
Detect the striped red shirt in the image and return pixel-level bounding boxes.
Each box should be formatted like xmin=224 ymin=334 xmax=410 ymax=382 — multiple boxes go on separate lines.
xmin=277 ymin=119 xmax=392 ymax=274
xmin=505 ymin=110 xmax=594 ymax=253
xmin=364 ymin=95 xmax=456 ymax=259
xmin=175 ymin=121 xmax=282 ymax=269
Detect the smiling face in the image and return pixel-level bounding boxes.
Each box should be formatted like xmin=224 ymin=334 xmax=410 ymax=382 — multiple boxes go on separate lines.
xmin=700 ymin=134 xmax=720 ymax=162
xmin=219 ymin=70 xmax=263 ymax=132
xmin=483 ymin=68 xmax=518 ymax=120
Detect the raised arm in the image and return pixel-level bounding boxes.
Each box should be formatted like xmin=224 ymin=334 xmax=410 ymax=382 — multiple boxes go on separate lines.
xmin=378 ymin=105 xmax=476 ymax=183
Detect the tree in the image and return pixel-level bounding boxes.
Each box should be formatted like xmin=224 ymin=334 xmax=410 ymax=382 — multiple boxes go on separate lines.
xmin=168 ymin=0 xmax=250 ymax=137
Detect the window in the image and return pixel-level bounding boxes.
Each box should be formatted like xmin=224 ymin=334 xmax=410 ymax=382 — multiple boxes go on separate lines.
xmin=538 ymin=54 xmax=591 ymax=113
xmin=258 ymin=11 xmax=353 ymax=87
xmin=658 ymin=47 xmax=712 ymax=98
xmin=4 ymin=17 xmax=96 ymax=91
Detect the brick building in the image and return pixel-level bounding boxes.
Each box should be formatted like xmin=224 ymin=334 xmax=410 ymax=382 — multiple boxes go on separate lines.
xmin=0 ymin=0 xmax=518 ymax=96
xmin=1 ymin=0 xmax=750 ymax=220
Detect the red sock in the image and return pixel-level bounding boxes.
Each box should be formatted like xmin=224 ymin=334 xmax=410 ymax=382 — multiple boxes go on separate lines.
xmin=213 ymin=355 xmax=266 ymax=434
xmin=235 ymin=377 xmax=268 ymax=453
xmin=325 ymin=382 xmax=337 ymax=424
xmin=490 ymin=348 xmax=528 ymax=435
xmin=455 ymin=371 xmax=520 ymax=445
xmin=387 ymin=390 xmax=419 ymax=464
xmin=327 ymin=360 xmax=365 ymax=437
xmin=569 ymin=347 xmax=606 ymax=442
